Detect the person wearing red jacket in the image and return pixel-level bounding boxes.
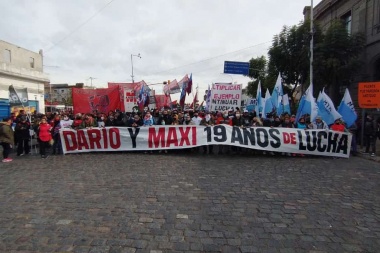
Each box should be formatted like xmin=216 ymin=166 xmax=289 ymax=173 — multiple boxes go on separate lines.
xmin=330 ymin=118 xmax=347 ymax=132
xmin=37 ymin=117 xmax=52 ymax=159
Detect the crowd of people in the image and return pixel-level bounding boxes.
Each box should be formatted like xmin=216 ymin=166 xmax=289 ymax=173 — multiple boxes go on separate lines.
xmin=0 ymin=107 xmax=379 ymax=162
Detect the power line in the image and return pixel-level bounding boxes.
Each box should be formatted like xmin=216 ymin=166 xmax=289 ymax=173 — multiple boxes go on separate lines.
xmin=150 ymin=40 xmax=272 ymax=75
xmin=45 ymin=0 xmax=117 ymax=53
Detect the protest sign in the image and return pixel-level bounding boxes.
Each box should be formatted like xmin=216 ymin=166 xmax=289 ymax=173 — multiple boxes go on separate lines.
xmin=210 ymin=84 xmax=242 ymax=111
xmin=60 ymin=126 xmax=352 ymax=158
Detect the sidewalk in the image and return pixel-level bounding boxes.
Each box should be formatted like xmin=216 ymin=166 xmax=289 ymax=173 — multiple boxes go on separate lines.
xmin=356 ymin=141 xmax=380 ymax=162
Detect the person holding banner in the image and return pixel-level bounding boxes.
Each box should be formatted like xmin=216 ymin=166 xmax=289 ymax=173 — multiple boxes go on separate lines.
xmin=309 ymin=116 xmax=329 ymax=130
xmin=0 ymin=118 xmax=14 ymax=162
xmin=80 ymin=114 xmax=97 ymax=129
xmin=143 ymin=111 xmax=154 ymax=126
xmin=330 ymin=118 xmax=347 ymax=133
xmin=200 ymin=112 xmax=215 ymax=154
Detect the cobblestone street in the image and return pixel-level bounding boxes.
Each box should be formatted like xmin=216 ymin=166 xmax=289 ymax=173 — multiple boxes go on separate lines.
xmin=0 ymin=152 xmax=379 ymax=253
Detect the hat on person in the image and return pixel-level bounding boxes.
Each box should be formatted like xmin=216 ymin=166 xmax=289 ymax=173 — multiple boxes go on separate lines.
xmin=243 ymin=109 xmax=248 ymax=113
xmin=316 ymin=116 xmax=322 ymax=120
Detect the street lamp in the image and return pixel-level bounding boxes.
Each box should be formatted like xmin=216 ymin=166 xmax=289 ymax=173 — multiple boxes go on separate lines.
xmin=131 ymin=53 xmax=141 ymax=83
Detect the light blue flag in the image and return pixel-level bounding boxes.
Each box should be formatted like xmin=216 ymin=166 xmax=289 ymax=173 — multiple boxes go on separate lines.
xmin=317 ymin=90 xmax=342 ymax=125
xmin=282 ymin=94 xmax=291 ymax=114
xmin=295 ymin=84 xmax=319 ymax=122
xmin=271 ymin=73 xmax=283 ymax=113
xmin=262 ymin=89 xmax=274 ymax=118
xmin=295 ymin=87 xmax=309 ymax=122
xmin=246 ymin=98 xmax=256 ymax=112
xmin=337 ymin=88 xmax=357 ymax=127
xmin=255 ymin=81 xmax=263 ymax=117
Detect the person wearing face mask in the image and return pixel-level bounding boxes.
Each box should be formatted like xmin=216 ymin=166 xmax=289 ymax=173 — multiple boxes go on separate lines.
xmin=200 ymin=112 xmax=215 ymax=154
xmin=97 ymin=114 xmax=106 ymax=128
xmin=231 ymin=112 xmax=244 ymax=128
xmin=71 ymin=114 xmax=83 ymax=130
xmin=191 ymin=112 xmax=202 ymax=126
xmin=214 ymin=111 xmax=231 ymax=154
xmin=143 ymin=112 xmax=154 ymax=126
xmin=60 ymin=115 xmax=73 ymax=128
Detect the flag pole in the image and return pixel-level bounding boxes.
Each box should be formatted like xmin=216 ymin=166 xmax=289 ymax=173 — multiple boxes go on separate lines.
xmin=310 ymin=0 xmax=314 ymax=87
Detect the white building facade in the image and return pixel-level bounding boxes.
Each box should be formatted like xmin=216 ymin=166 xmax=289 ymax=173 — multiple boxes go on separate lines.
xmin=0 ymin=40 xmax=49 ymax=114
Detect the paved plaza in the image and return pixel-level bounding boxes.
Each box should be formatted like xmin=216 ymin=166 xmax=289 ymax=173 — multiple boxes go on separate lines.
xmin=0 ymin=152 xmax=379 ymax=253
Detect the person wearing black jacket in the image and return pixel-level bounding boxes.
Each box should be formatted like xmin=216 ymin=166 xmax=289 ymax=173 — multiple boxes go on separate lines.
xmin=127 ymin=114 xmax=143 ymax=127
xmin=14 ymin=116 xmax=30 ymax=156
xmin=364 ymin=115 xmax=377 ymax=157
xmin=231 ymin=112 xmax=244 ymax=154
xmin=157 ymin=110 xmax=173 ymax=125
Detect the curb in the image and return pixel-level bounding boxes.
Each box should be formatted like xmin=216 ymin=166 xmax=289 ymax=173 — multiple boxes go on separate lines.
xmin=356 ymin=152 xmax=380 ymax=163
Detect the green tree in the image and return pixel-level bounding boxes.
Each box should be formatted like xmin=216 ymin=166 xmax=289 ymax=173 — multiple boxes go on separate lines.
xmin=267 ymin=21 xmax=318 ymax=98
xmin=245 ymin=56 xmax=267 ymax=97
xmin=314 ymin=21 xmax=365 ymax=104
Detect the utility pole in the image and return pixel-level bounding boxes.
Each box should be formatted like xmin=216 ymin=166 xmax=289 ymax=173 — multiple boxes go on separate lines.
xmin=131 ymin=53 xmax=141 ymax=83
xmin=88 ymin=77 xmax=97 ymax=88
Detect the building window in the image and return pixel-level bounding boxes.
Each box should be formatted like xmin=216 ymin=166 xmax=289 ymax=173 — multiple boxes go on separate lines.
xmin=341 ymin=11 xmax=352 ymax=35
xmin=30 ymin=57 xmax=34 ymax=68
xmin=3 ymin=49 xmax=11 ymax=63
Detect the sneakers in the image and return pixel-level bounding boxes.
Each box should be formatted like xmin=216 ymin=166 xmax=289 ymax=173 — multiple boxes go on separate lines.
xmin=371 ymin=153 xmax=375 ymax=157
xmin=2 ymin=158 xmax=12 ymax=162
xmin=41 ymin=155 xmax=49 ymax=159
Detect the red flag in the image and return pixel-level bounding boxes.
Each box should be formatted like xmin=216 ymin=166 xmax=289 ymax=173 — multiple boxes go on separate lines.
xmin=155 ymin=94 xmax=171 ymax=109
xmin=192 ymin=89 xmax=198 ymax=110
xmin=190 ymin=89 xmax=198 ymax=110
xmin=163 ymin=79 xmax=180 ymax=94
xmin=186 ymin=73 xmax=192 ymax=95
xmin=72 ymin=87 xmax=121 ymax=114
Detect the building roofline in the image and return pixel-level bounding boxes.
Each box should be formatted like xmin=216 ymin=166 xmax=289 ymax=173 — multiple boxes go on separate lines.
xmin=313 ymin=0 xmax=340 ymax=20
xmin=0 ymin=40 xmax=42 ymax=56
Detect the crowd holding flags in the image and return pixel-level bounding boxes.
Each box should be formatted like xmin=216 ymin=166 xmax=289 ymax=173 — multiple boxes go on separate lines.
xmin=43 ymin=69 xmax=359 ymax=129
xmin=245 ymin=72 xmax=358 ymax=128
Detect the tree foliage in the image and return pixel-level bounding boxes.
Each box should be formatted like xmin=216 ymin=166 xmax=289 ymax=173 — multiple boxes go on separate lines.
xmin=245 ymin=56 xmax=267 ymax=97
xmin=245 ymin=19 xmax=364 ymax=105
xmin=314 ymin=21 xmax=365 ymax=104
xmin=267 ymin=20 xmax=323 ymax=96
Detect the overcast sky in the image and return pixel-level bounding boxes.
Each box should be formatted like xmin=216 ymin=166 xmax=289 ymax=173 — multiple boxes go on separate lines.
xmin=1 ymin=0 xmax=321 ymax=101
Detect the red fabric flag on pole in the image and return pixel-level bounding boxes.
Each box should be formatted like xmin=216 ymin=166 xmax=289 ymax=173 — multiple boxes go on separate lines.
xmin=186 ymin=73 xmax=192 ymax=95
xmin=191 ymin=88 xmax=198 ymax=110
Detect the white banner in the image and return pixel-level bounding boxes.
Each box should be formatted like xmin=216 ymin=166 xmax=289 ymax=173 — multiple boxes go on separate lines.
xmin=123 ymin=88 xmax=137 ymax=112
xmin=60 ymin=126 xmax=352 ymax=158
xmin=210 ymin=84 xmax=242 ymax=111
